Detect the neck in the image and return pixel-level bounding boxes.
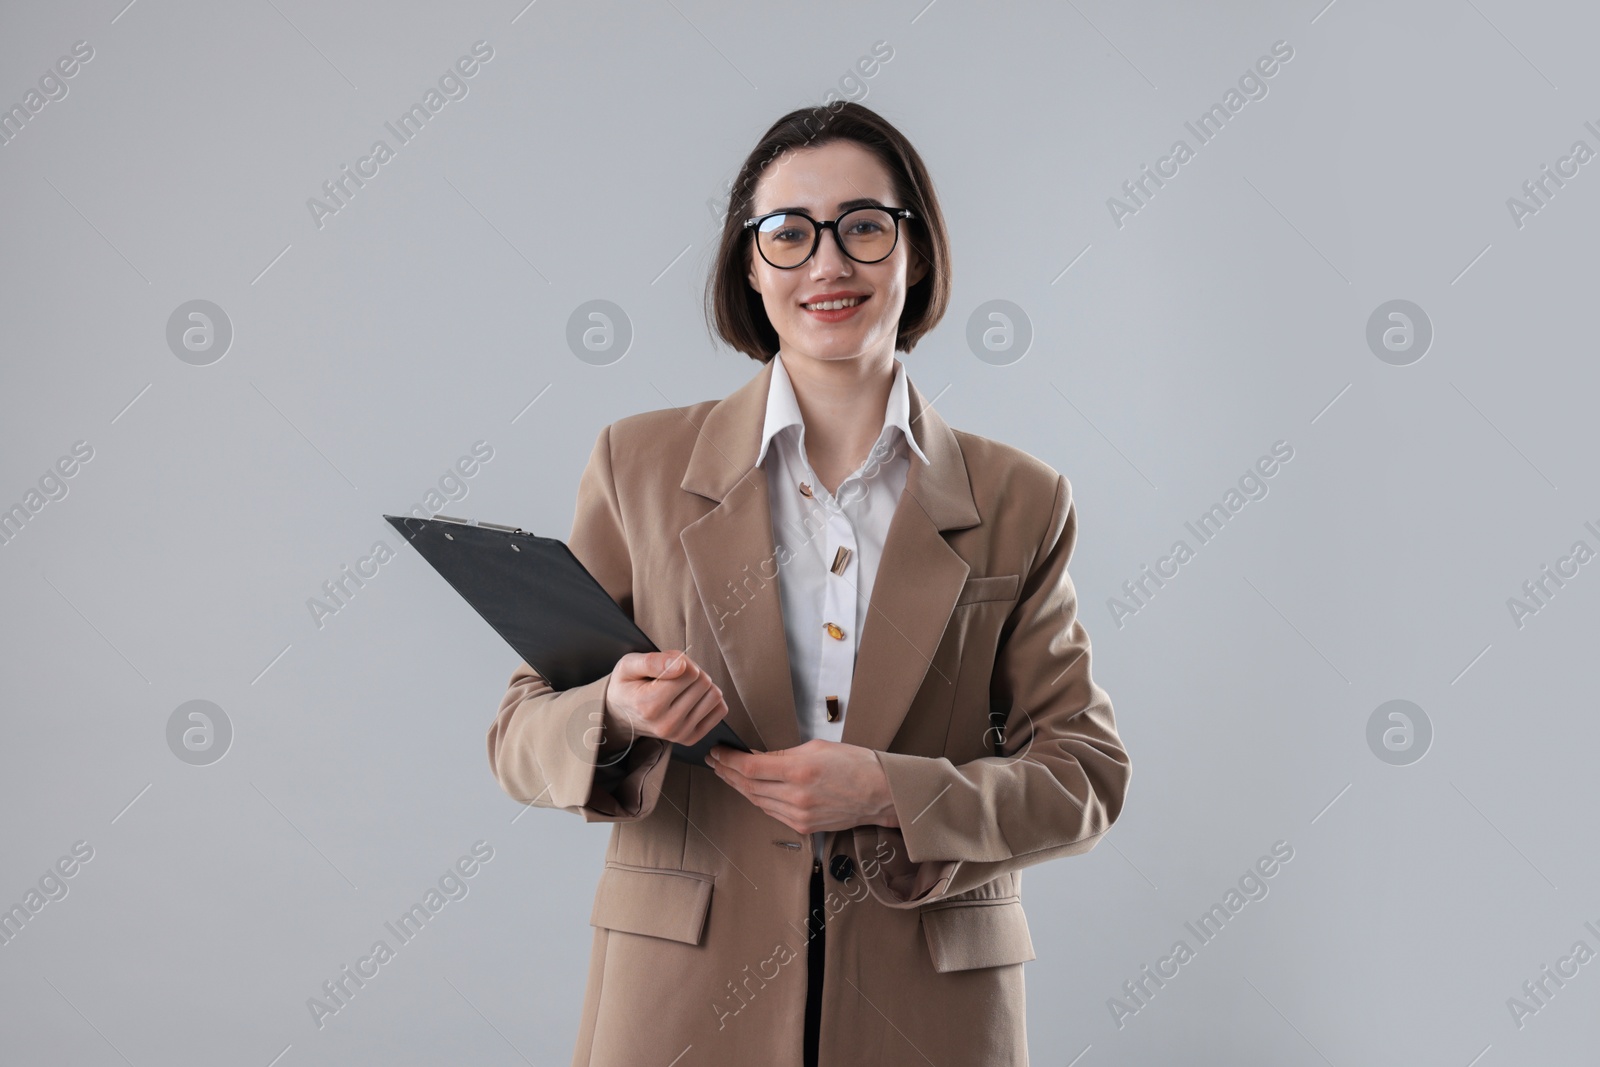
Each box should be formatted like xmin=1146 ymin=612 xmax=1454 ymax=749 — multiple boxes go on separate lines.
xmin=778 ymin=349 xmax=897 ymax=480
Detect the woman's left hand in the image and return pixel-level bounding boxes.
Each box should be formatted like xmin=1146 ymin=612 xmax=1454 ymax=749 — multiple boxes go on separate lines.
xmin=707 ymin=740 xmax=901 ymax=835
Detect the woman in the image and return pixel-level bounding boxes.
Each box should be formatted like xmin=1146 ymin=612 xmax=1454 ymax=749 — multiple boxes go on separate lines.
xmin=487 ymin=101 xmax=1131 ymax=1067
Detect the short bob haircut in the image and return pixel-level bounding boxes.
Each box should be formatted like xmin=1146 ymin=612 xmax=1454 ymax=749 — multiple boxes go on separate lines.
xmin=705 ymin=101 xmax=952 ymax=365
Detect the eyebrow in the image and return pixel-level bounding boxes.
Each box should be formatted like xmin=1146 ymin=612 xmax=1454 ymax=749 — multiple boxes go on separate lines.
xmin=760 ymin=197 xmax=889 ymax=215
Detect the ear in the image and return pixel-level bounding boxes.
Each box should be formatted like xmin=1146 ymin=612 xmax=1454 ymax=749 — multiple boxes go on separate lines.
xmin=906 ymin=246 xmax=930 ymax=288
xmin=746 ymin=245 xmax=764 ymax=294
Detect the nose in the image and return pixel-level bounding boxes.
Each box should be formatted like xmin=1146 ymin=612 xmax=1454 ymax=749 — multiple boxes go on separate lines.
xmin=810 ymin=223 xmax=852 ymax=275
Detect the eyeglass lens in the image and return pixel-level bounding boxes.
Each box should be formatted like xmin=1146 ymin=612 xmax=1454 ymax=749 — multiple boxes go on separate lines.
xmin=754 ymin=208 xmax=899 ymax=268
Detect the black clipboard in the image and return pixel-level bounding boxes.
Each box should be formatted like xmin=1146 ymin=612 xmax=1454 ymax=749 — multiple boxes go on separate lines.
xmin=384 ymin=513 xmax=750 ymax=768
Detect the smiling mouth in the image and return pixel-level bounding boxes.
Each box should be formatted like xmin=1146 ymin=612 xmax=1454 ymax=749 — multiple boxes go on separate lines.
xmin=801 ymin=295 xmax=868 ymax=311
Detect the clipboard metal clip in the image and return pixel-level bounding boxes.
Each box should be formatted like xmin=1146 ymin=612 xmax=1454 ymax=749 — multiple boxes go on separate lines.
xmin=432 ymin=514 xmax=525 ymax=535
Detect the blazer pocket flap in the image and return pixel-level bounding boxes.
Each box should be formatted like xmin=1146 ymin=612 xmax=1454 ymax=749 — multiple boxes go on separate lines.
xmin=955 ymin=574 xmax=1021 ymax=607
xmin=590 ymin=862 xmax=713 ymax=945
xmin=920 ymin=897 xmax=1036 ymax=972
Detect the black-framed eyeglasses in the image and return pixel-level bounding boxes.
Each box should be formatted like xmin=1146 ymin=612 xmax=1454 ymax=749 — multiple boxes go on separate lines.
xmin=743 ymin=206 xmax=915 ymax=269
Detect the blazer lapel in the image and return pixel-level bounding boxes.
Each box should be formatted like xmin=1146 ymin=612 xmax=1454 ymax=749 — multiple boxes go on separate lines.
xmin=680 ymin=360 xmax=796 ymax=754
xmin=842 ymin=375 xmax=981 ymax=753
xmin=679 ymin=358 xmax=980 ymax=757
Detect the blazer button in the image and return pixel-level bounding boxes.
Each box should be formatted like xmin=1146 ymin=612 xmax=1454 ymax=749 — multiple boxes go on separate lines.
xmin=829 ymin=854 xmax=855 ymax=883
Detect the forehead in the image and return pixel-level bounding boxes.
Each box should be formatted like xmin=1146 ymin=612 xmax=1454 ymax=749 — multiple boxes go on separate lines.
xmin=752 ymin=140 xmax=898 ymax=213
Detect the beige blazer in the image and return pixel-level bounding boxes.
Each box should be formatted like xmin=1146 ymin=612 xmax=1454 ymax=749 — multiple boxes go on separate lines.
xmin=487 ymin=357 xmax=1131 ymax=1067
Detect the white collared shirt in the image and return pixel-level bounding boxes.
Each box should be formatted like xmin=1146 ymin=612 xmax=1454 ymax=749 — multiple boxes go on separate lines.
xmin=755 ymin=350 xmax=930 ymax=862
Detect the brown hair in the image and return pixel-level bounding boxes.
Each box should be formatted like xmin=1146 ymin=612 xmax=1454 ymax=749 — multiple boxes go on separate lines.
xmin=705 ymin=101 xmax=952 ymax=364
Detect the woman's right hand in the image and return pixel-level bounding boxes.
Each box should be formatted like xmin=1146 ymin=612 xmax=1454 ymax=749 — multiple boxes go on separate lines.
xmin=602 ymin=650 xmax=729 ymax=747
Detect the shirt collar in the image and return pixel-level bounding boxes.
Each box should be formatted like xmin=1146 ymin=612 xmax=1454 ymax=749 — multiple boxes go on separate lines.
xmin=755 ymin=350 xmax=930 ymax=469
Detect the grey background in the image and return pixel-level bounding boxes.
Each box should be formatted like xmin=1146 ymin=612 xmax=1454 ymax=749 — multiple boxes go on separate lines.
xmin=2 ymin=0 xmax=1596 ymax=1063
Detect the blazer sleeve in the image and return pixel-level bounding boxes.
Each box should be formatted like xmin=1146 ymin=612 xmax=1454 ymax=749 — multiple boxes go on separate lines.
xmin=851 ymin=473 xmax=1131 ymax=907
xmin=485 ymin=423 xmax=672 ymax=823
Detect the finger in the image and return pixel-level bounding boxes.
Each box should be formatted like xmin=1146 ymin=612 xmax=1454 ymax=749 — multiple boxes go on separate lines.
xmin=712 ymin=754 xmax=789 ymax=803
xmin=712 ymin=758 xmax=753 ymax=799
xmin=641 ymin=655 xmax=704 ymax=703
xmin=738 ymin=773 xmax=797 ymax=806
xmin=712 ymin=753 xmax=752 ymax=798
xmin=721 ymin=747 xmax=786 ymax=783
xmin=655 ymin=672 xmax=715 ymax=737
xmin=639 ymin=659 xmax=705 ymax=711
xmin=619 ymin=650 xmax=670 ymax=684
xmin=624 ymin=673 xmax=692 ymax=737
xmin=681 ymin=685 xmax=729 ymax=745
xmin=612 ymin=652 xmax=645 ymax=682
xmin=658 ymin=650 xmax=689 ymax=678
xmin=756 ymin=798 xmax=807 ymax=828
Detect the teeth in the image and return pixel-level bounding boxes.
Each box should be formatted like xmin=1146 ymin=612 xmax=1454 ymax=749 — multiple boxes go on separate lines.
xmin=803 ymin=296 xmax=863 ymax=310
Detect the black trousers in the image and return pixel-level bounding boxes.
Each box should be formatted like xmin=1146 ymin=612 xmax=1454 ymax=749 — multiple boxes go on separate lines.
xmin=804 ymin=866 xmax=825 ymax=1067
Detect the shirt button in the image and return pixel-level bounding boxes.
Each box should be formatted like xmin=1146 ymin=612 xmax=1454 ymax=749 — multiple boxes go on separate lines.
xmin=799 ymin=482 xmax=813 ymax=497
xmin=825 ymin=695 xmax=841 ymax=722
xmin=823 ymin=621 xmax=845 ymax=640
xmin=830 ymin=546 xmax=852 ymax=575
